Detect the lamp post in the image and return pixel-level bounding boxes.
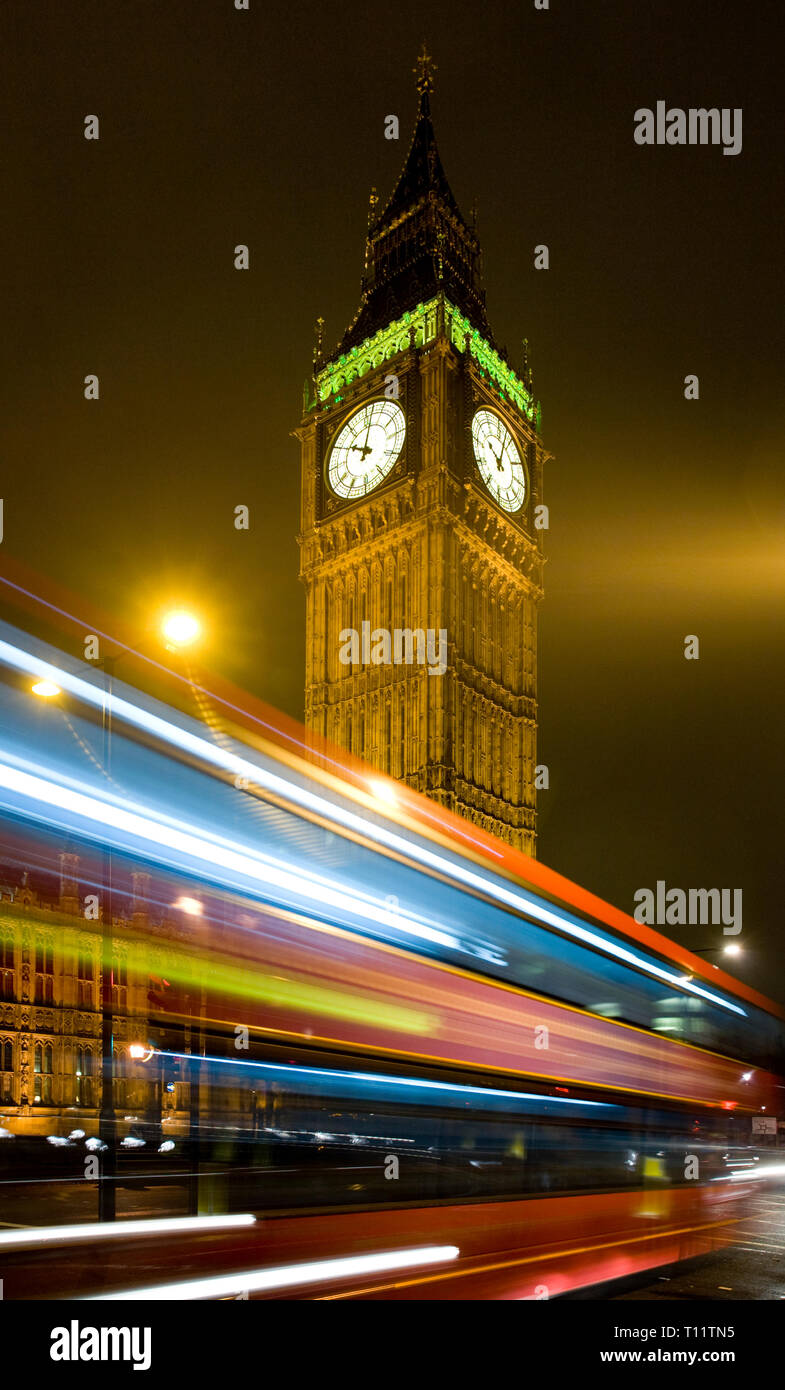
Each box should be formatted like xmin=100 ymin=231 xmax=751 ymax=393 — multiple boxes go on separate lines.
xmin=178 ymin=900 xmax=206 ymax=1218
xmin=32 ymin=658 xmax=116 ymax=1217
xmin=158 ymin=610 xmax=204 ymax=1213
xmin=33 ymin=607 xmax=202 ymax=1221
xmin=98 ymin=653 xmax=116 ymax=1221
xmin=97 ymin=615 xmax=201 ymax=1216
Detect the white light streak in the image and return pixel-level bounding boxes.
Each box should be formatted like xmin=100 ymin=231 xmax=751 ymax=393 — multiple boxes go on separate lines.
xmin=0 ymin=1213 xmax=256 ymax=1251
xmin=0 ymin=760 xmax=463 ymax=955
xmin=0 ymin=635 xmax=748 ymax=1015
xmin=87 ymin=1244 xmax=459 ymax=1300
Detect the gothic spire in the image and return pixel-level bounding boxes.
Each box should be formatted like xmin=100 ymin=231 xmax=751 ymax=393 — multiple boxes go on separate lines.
xmin=370 ymin=47 xmax=459 ymax=236
xmin=335 ymin=50 xmax=493 ymax=358
xmin=413 ymin=42 xmax=437 ymax=98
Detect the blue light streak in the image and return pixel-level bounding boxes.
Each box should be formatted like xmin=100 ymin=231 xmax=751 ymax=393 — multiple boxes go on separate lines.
xmin=0 ymin=630 xmax=747 ymax=1017
xmin=156 ymin=1050 xmax=617 ymax=1115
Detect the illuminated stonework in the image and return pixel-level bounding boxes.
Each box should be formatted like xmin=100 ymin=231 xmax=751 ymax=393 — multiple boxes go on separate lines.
xmin=0 ymin=874 xmax=155 ymax=1137
xmin=298 ymin=62 xmax=548 ymax=855
xmin=313 ymin=296 xmax=538 ymax=425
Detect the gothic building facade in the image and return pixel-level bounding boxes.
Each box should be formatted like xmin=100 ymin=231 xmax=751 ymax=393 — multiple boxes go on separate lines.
xmin=0 ymin=858 xmax=186 ymax=1138
xmin=298 ymin=53 xmax=547 ymax=855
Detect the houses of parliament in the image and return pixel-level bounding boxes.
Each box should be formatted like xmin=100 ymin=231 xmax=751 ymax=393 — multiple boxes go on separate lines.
xmin=0 ymin=864 xmax=191 ymax=1138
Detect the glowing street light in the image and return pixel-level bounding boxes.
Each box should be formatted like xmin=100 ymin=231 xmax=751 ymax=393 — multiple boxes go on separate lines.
xmin=369 ymin=778 xmax=397 ymax=807
xmin=172 ymin=896 xmax=203 ymax=917
xmin=161 ymin=610 xmax=201 ymax=648
xmin=31 ymin=679 xmax=61 ymax=698
xmin=692 ymin=943 xmax=744 ymax=960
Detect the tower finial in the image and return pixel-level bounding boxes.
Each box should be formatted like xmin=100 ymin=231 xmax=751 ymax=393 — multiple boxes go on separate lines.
xmin=313 ymin=315 xmax=325 ymax=365
xmin=435 ymin=228 xmax=445 ymax=283
xmin=367 ymin=185 xmax=378 ymax=226
xmin=364 ymin=189 xmax=378 ymax=274
xmin=522 ymin=336 xmax=533 ymax=394
xmin=413 ymin=43 xmax=437 ymax=96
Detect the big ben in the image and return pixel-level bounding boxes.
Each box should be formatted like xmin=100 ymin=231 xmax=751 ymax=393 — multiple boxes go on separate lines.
xmin=298 ymin=49 xmax=547 ymax=856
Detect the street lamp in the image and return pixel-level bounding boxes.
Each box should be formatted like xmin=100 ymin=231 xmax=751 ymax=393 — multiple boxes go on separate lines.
xmin=170 ymin=896 xmax=207 ymax=1215
xmin=161 ymin=609 xmax=201 ymax=649
xmin=33 ymin=668 xmax=116 ymax=1217
xmin=31 ymin=679 xmax=61 ymax=698
xmin=158 ymin=620 xmax=206 ymax=1212
xmin=691 ymin=944 xmax=744 ymax=958
xmin=32 ymin=608 xmax=203 ymax=1220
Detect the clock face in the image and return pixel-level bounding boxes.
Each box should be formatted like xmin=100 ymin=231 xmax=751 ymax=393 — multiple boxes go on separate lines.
xmin=471 ymin=409 xmax=527 ymax=513
xmin=327 ymin=400 xmax=406 ymax=500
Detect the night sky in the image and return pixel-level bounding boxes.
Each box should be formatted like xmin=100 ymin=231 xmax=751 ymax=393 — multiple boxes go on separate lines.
xmin=2 ymin=1 xmax=783 ymax=997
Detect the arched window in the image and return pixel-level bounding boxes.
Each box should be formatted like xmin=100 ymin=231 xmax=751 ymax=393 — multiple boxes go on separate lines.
xmin=385 ymin=704 xmax=393 ymax=775
xmin=34 ymin=1042 xmax=53 ymax=1104
xmin=111 ymin=954 xmax=127 ymax=1010
xmin=0 ymin=933 xmax=13 ymax=1001
xmin=0 ymin=1039 xmax=12 ymax=1103
xmin=114 ymin=1050 xmax=127 ymax=1107
xmin=324 ymin=586 xmax=331 ymax=680
xmin=77 ymin=951 xmax=94 ymax=1008
xmin=465 ymin=701 xmax=473 ymax=782
xmin=35 ymin=941 xmax=54 ymax=1004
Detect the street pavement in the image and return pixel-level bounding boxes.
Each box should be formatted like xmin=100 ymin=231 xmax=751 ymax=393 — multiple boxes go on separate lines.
xmin=611 ymin=1188 xmax=785 ymax=1300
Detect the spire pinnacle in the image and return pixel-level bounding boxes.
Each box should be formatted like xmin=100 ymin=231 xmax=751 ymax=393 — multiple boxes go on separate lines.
xmin=313 ymin=315 xmax=325 ymax=366
xmin=521 ymin=337 xmax=534 ymax=393
xmin=335 ymin=53 xmax=495 ymax=358
xmin=413 ymin=43 xmax=437 ymax=97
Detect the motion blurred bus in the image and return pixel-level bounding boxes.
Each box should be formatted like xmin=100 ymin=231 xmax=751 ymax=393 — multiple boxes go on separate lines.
xmin=0 ymin=597 xmax=782 ymax=1300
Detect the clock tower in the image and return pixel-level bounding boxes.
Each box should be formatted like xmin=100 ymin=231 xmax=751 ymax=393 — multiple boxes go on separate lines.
xmin=297 ymin=50 xmax=547 ymax=855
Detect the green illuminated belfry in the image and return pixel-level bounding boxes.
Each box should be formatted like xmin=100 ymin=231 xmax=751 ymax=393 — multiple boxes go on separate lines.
xmin=298 ymin=50 xmax=548 ymax=855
